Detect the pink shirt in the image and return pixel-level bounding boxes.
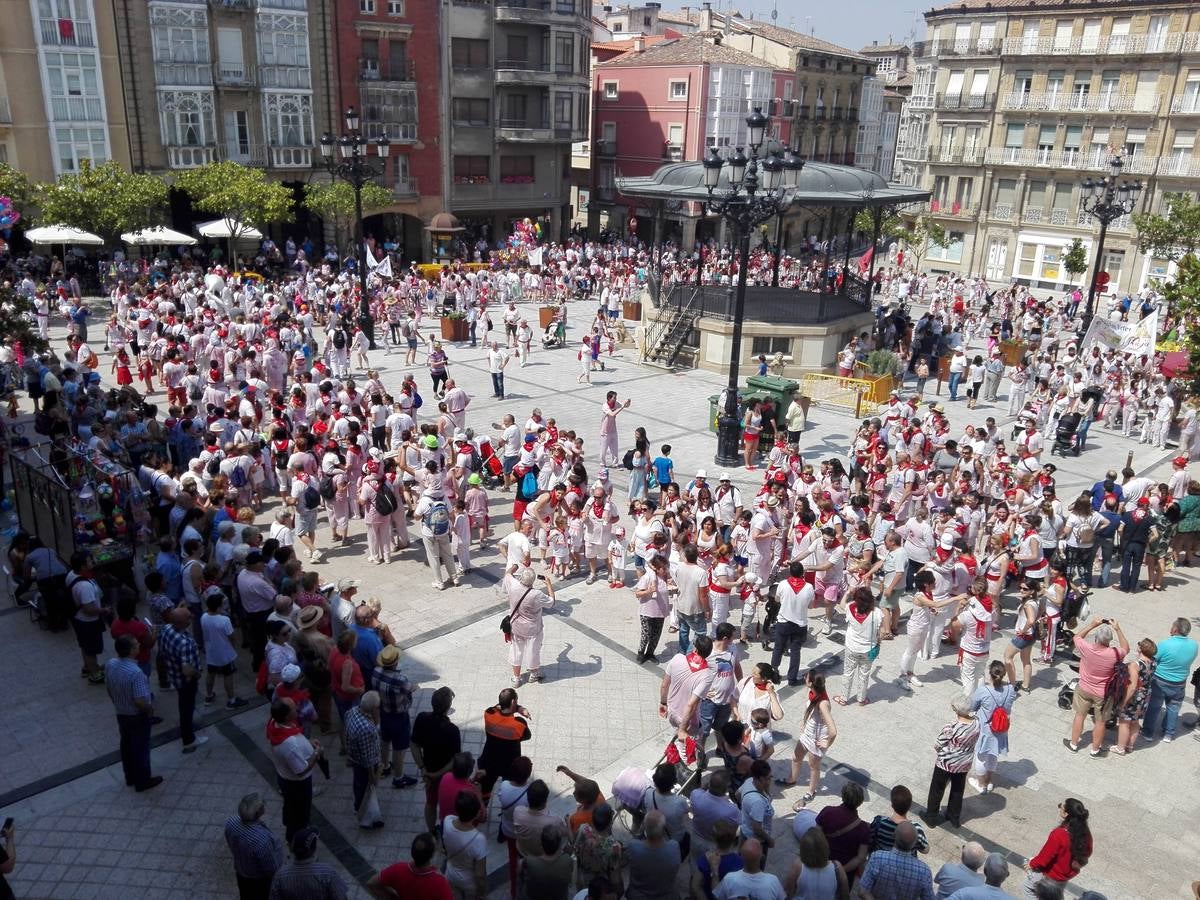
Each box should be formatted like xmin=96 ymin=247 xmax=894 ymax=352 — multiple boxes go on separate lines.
xmin=636 ymin=572 xmax=670 ymax=618
xmin=1074 ymin=636 xmax=1123 ymax=698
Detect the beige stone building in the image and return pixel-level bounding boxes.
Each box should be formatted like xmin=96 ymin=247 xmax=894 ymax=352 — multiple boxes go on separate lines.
xmin=897 ymin=0 xmax=1200 ymax=294
xmin=0 ymin=0 xmax=132 ymax=181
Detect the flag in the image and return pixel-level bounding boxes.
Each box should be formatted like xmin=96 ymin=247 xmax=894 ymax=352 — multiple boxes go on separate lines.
xmin=527 ymin=247 xmax=544 ymax=268
xmin=371 ymin=255 xmax=392 ymax=278
xmin=857 ymin=246 xmax=874 ymax=274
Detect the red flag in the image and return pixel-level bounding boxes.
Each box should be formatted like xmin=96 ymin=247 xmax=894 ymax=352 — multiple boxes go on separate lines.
xmin=857 ymin=245 xmax=874 ymax=273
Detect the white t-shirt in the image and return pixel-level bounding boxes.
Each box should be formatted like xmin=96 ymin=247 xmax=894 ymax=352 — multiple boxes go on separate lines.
xmin=500 ymin=530 xmax=532 ymax=568
xmin=201 ymin=612 xmax=237 ymax=667
xmin=441 ymin=817 xmax=488 ymax=891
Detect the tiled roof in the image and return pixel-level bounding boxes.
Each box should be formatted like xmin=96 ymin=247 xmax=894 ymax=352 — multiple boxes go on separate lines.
xmin=669 ymin=9 xmax=868 ymax=60
xmin=927 ymin=0 xmax=1174 ymax=14
xmin=593 ymin=34 xmax=672 ymax=53
xmin=860 ymin=42 xmax=909 ymax=53
xmin=598 ymin=32 xmax=773 ymax=68
xmin=656 ymin=10 xmax=694 ymax=24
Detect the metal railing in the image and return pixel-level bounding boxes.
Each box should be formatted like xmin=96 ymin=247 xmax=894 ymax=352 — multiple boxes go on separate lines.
xmin=155 ymin=62 xmax=213 ymax=86
xmin=495 ymin=58 xmax=550 ymax=72
xmin=39 ymin=18 xmax=95 ymax=46
xmin=595 ymin=139 xmax=617 ymax=156
xmin=394 ymin=176 xmax=418 ymax=197
xmin=1172 ymin=95 xmax=1200 ymax=114
xmin=1001 ymin=31 xmax=1200 ymax=57
xmin=499 ymin=117 xmax=550 ymax=130
xmin=931 ymin=38 xmax=1000 ymax=57
xmin=50 ymin=96 xmax=104 ymax=122
xmin=215 ymin=62 xmax=254 ymax=86
xmin=1076 ymin=210 xmax=1131 ymax=231
xmin=209 ymin=0 xmax=253 ymax=8
xmin=990 ymin=203 xmax=1013 ymax=222
xmin=663 ymin=142 xmax=682 ymax=161
xmin=936 ymin=92 xmax=993 ymax=110
xmin=1159 ymin=157 xmax=1200 ymax=179
xmin=258 ymin=65 xmax=311 ymax=89
xmin=1001 ymin=91 xmax=1157 ymax=114
xmin=360 ymin=58 xmax=415 ymax=81
xmin=928 ymin=200 xmax=974 ymax=217
xmin=167 ymin=145 xmax=216 ymax=168
xmin=934 ymin=148 xmax=983 ymax=165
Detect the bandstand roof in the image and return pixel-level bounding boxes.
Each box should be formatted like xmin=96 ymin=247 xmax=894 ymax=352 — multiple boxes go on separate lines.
xmin=615 ymin=160 xmax=930 ymax=209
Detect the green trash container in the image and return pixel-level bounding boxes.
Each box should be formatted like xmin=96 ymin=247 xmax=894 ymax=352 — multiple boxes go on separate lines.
xmin=707 ymin=390 xmax=751 ymax=433
xmin=746 ymin=374 xmax=800 ymax=430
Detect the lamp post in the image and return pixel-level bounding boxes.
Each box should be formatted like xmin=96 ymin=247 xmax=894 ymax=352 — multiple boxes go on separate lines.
xmin=703 ymin=108 xmax=804 ymax=466
xmin=1078 ymin=156 xmax=1142 ymax=338
xmin=317 ymin=106 xmax=390 ymax=349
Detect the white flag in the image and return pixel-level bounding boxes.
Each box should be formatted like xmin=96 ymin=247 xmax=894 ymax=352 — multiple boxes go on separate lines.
xmin=527 ymin=247 xmax=544 ymax=268
xmin=1080 ymin=309 xmax=1158 ymax=356
xmin=372 ymin=255 xmax=393 ymax=278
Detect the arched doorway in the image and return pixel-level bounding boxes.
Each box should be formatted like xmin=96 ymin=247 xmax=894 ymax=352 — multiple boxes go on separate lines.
xmin=363 ymin=211 xmax=425 ymax=265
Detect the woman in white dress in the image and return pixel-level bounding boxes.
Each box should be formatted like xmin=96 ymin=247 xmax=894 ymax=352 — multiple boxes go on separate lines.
xmin=505 ymin=568 xmax=557 ymax=687
xmin=443 ymin=792 xmax=488 ymax=899
xmin=779 ymin=671 xmax=837 ymax=808
xmin=734 ymin=663 xmax=785 ymax=724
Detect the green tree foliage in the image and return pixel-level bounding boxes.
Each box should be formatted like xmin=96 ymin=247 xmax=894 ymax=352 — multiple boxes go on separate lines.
xmin=302 ymin=180 xmax=393 ymax=250
xmin=176 ymin=161 xmax=294 ymax=241
xmin=0 ymin=163 xmax=34 ymax=214
xmin=901 ymin=216 xmax=948 ymax=269
xmin=853 ymin=208 xmax=906 ymax=244
xmin=36 ymin=160 xmax=168 ymax=240
xmin=1161 ymin=254 xmax=1200 ymax=397
xmin=0 ymin=282 xmax=48 ymax=356
xmin=1134 ymin=192 xmax=1200 ymax=262
xmin=1063 ymin=238 xmax=1089 ymax=281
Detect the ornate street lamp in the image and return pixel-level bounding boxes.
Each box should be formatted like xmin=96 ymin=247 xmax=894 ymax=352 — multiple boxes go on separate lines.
xmin=316 ymin=106 xmax=391 ymax=348
xmin=1078 ymin=156 xmax=1142 ymax=336
xmin=703 ymin=107 xmax=804 ymax=466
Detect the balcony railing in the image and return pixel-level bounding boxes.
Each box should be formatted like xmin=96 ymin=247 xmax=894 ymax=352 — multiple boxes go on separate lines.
xmin=1049 ymin=209 xmax=1070 ymax=226
xmin=50 ymin=96 xmax=104 ymax=122
xmin=1002 ymin=32 xmax=1200 ymax=57
xmin=270 ymin=146 xmax=311 ymax=168
xmin=907 ymin=94 xmax=935 ymax=110
xmin=1076 ymin=210 xmax=1131 ymax=231
xmin=928 ymin=200 xmax=973 ymax=217
xmin=813 ymin=106 xmax=825 ymax=120
xmin=209 ymin=0 xmax=253 ymax=9
xmin=394 ymin=176 xmax=418 ymax=198
xmin=846 ymin=107 xmax=858 ymax=119
xmin=155 ymin=62 xmax=213 ymax=86
xmin=258 ymin=65 xmax=310 ymax=89
xmin=1022 ymin=208 xmax=1044 ymax=224
xmin=496 ymin=58 xmax=550 ymax=72
xmin=215 ymin=62 xmax=254 ymax=86
xmin=896 ymin=144 xmax=929 ymax=161
xmin=1172 ymin=95 xmax=1200 ymax=115
xmin=828 ymin=108 xmax=842 ymax=121
xmin=594 ymin=139 xmax=616 ymax=156
xmin=934 ymin=148 xmax=983 ymax=165
xmin=663 ymin=142 xmax=682 ymax=161
xmin=360 ymin=58 xmax=415 ymax=82
xmin=1159 ymin=157 xmax=1200 ymax=179
xmin=936 ymin=92 xmax=994 ymax=111
xmin=1001 ymin=91 xmax=1157 ymax=114
xmin=0 ymin=97 xmax=10 ymax=125
xmin=991 ymin=203 xmax=1013 ymax=222
xmin=930 ymin=38 xmax=1000 ymax=57
xmin=39 ymin=18 xmax=95 ymax=47
xmin=167 ymin=145 xmax=216 ymax=168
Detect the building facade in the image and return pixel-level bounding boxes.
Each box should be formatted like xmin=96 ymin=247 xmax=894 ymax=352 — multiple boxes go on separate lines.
xmin=444 ymin=0 xmax=591 ymax=243
xmin=0 ymin=0 xmax=132 ymax=181
xmin=901 ymin=0 xmax=1200 ymax=294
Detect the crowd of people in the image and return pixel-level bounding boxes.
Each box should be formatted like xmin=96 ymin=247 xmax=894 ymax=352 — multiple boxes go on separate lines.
xmin=0 ymin=236 xmax=1195 ymax=900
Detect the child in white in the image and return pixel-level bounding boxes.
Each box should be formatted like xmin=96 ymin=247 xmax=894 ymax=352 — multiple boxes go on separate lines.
xmin=748 ymin=708 xmax=776 ymax=761
xmin=607 ymin=525 xmax=627 ymax=587
xmin=955 ymin=583 xmax=994 ymax=695
xmin=200 ymin=593 xmax=245 ymax=707
xmin=451 ymin=500 xmax=472 ymax=572
xmin=739 ymin=573 xmax=763 ymax=643
xmin=567 ymin=515 xmax=585 ymax=576
xmin=547 ymin=515 xmax=569 ymax=578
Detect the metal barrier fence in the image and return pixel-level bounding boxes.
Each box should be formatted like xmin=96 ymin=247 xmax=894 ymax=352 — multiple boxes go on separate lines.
xmin=799 ymin=373 xmax=876 ymax=418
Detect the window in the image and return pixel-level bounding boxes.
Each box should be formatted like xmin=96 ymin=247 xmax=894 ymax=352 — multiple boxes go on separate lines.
xmin=1109 ymin=17 xmax=1130 ymax=53
xmin=1071 ymin=71 xmax=1090 ymax=109
xmin=506 ymin=34 xmax=528 ymax=62
xmin=1053 ymin=20 xmax=1072 ymax=53
xmin=451 ymin=38 xmax=488 ymax=68
xmin=451 ymin=97 xmax=489 ymax=126
xmin=387 ymin=0 xmax=404 ymax=13
xmin=667 ymin=123 xmax=682 ymax=144
xmin=1045 ymin=70 xmax=1064 ymax=103
xmin=554 ymin=93 xmax=572 ymax=128
xmin=601 ymin=121 xmax=616 ymax=142
xmin=1016 ymin=242 xmax=1037 ymax=278
xmin=1183 ymin=69 xmax=1200 ymax=113
xmin=44 ymin=51 xmax=102 ymax=121
xmin=1170 ymin=130 xmax=1196 ymax=174
xmin=1104 ymin=249 xmax=1124 ymax=286
xmin=1081 ymin=18 xmax=1100 ymax=52
xmin=54 ymin=125 xmax=107 ymax=174
xmin=751 ymin=336 xmax=790 ymax=356
xmin=669 ymin=79 xmax=688 ymax=100
xmin=927 ymin=231 xmax=964 ymax=263
xmin=603 ymin=81 xmax=618 ymax=100
xmin=968 ymin=70 xmax=988 ymax=98
xmin=554 ymin=34 xmax=574 ymax=73
xmin=1004 ymin=123 xmax=1024 ymax=148
xmin=500 ymin=155 xmax=535 ymax=183
xmin=1026 ymin=180 xmax=1046 ymax=214
xmin=944 ymin=69 xmax=964 ymax=98
xmin=359 ymin=0 xmax=375 ymax=10
xmin=1090 ymin=128 xmax=1109 ymax=167
xmin=1037 ymin=124 xmax=1056 ymax=163
xmin=1013 ymin=70 xmax=1032 ymax=96
xmin=1124 ymin=127 xmax=1146 ymax=159
xmin=978 ymin=21 xmax=996 ymax=50
xmin=502 ymin=93 xmax=527 ymax=122
xmin=161 ymin=91 xmax=214 ymax=147
xmin=360 ymin=84 xmax=416 ymax=140
xmin=1063 ymin=125 xmax=1082 ymax=165
xmin=1040 ymin=247 xmax=1061 ymax=281
xmin=388 ymin=41 xmax=408 ymax=78
xmin=453 ymin=155 xmax=489 ymax=184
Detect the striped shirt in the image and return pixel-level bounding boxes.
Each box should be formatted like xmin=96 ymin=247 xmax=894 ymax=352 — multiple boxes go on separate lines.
xmin=267 ymin=859 xmax=347 ymax=900
xmin=858 ymin=849 xmax=935 ymax=900
xmin=934 ymin=720 xmax=980 ymax=774
xmin=224 ymin=816 xmax=283 ymax=880
xmin=343 ymin=707 xmax=380 ymax=769
xmin=158 ymin=624 xmax=200 ymax=689
xmin=869 ymin=815 xmax=929 ymax=855
xmin=105 ymin=657 xmax=151 ymax=716
xmin=373 ymin=667 xmax=413 ymax=715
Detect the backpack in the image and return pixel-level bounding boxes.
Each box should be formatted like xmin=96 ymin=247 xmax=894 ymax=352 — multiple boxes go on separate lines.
xmin=302 ymin=482 xmax=322 ymax=510
xmin=272 ymin=440 xmax=289 ymax=471
xmin=230 ymin=463 xmax=247 ymax=489
xmin=989 ymin=704 xmax=1010 ymax=734
xmin=401 ymin=320 xmax=413 ymax=338
xmin=207 ymin=456 xmax=221 ymax=477
xmin=1076 ymin=519 xmax=1096 ymax=546
xmin=521 ymin=470 xmax=538 ymax=497
xmin=622 ymin=448 xmax=635 ymax=471
xmin=318 ymin=474 xmax=336 ymax=500
xmin=412 ymin=391 xmax=423 ymax=410
xmin=422 ymin=499 xmax=450 ymax=536
xmin=331 ymin=329 xmax=346 ymax=350
xmin=1104 ymin=654 xmax=1130 ymax=709
xmin=374 ymin=481 xmax=398 ymax=516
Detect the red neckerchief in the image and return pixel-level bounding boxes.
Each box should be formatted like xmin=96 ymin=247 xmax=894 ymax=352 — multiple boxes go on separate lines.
xmin=786 ymin=576 xmax=806 ymax=593
xmin=266 ymin=718 xmax=303 ymax=746
xmin=808 ymin=689 xmax=828 ymax=704
xmin=849 ymin=602 xmax=869 ymax=624
xmin=685 ymin=651 xmax=709 ymax=672
xmin=592 ymin=499 xmax=606 ymax=518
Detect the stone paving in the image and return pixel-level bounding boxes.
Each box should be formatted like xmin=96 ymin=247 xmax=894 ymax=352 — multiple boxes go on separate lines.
xmin=0 ymin=298 xmax=1196 ymax=899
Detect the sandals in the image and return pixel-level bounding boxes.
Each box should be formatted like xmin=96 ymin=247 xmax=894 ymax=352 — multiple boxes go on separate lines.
xmin=791 ymin=792 xmax=816 ymax=812
xmin=833 ymin=696 xmax=849 ymax=706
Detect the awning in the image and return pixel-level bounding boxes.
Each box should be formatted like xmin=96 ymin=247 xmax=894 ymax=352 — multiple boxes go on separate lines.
xmin=196 ymin=218 xmax=263 ymax=240
xmin=121 ymin=226 xmax=198 ymax=246
xmin=25 ymin=225 xmax=105 ymax=246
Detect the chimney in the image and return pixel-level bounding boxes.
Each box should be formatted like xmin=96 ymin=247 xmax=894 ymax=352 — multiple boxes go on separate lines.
xmin=633 ymin=35 xmax=645 ymax=51
xmin=699 ymin=0 xmax=712 ymax=31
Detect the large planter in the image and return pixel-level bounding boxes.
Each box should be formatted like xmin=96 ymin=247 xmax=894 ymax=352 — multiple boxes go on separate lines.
xmin=999 ymin=341 xmax=1027 ymax=366
xmin=622 ymin=299 xmax=643 ymax=321
xmin=440 ymin=316 xmax=469 ymax=342
xmin=538 ymin=306 xmax=560 ymax=329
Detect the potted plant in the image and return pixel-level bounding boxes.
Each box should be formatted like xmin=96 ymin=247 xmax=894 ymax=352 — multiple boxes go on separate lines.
xmin=998 ymin=338 xmax=1027 ymax=366
xmin=440 ymin=311 xmax=469 ymax=342
xmin=858 ymin=349 xmax=903 ymax=404
xmin=538 ymin=303 xmax=562 ymax=329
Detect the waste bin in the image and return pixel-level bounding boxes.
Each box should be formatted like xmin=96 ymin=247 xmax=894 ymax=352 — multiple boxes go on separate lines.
xmin=707 ymin=390 xmax=750 ymax=434
xmin=746 ymin=375 xmax=800 ymax=430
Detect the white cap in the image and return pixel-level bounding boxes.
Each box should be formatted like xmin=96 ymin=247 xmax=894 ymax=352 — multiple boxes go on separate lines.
xmin=939 ymin=533 xmax=956 ymax=550
xmin=719 ymin=472 xmax=732 ymax=481
xmin=695 ymin=468 xmax=707 ymax=478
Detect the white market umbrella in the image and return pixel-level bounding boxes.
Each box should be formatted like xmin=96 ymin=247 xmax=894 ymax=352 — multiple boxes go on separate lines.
xmin=196 ymin=218 xmax=263 ymax=241
xmin=25 ymin=224 xmax=105 ymax=246
xmin=120 ymin=226 xmax=198 ymax=246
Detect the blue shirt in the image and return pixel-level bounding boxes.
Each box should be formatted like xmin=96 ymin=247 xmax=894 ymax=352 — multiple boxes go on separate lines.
xmin=105 ymin=657 xmax=152 ymax=716
xmin=651 ymin=456 xmax=673 ymax=486
xmin=1091 ymin=482 xmax=1122 ymax=510
xmin=353 ymin=624 xmax=384 ymax=689
xmin=1154 ymin=634 xmax=1198 ymax=683
xmin=156 ymin=551 xmax=184 ymax=603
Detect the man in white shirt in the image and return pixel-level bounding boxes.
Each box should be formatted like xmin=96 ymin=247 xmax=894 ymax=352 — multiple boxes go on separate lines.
xmin=267 ymin=697 xmax=322 ymax=842
xmin=672 ymin=545 xmax=711 ymax=654
xmin=495 ymin=414 xmax=521 ymax=490
xmin=497 ymin=519 xmax=534 ymax=575
xmin=769 ymin=560 xmax=813 ymax=686
xmin=487 ymin=341 xmax=510 ymax=399
xmin=714 ymin=838 xmax=785 ymax=899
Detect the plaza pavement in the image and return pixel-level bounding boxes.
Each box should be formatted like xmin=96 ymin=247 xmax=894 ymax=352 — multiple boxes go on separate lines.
xmin=0 ymin=297 xmax=1195 ymax=899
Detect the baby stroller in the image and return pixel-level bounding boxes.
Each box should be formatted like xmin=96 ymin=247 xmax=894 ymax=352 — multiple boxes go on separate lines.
xmin=1051 ymin=411 xmax=1083 ymax=457
xmin=474 ymin=436 xmax=504 ymax=489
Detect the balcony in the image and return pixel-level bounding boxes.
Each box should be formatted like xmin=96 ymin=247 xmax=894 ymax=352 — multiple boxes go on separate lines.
xmin=595 ymin=139 xmax=616 ymax=157
xmin=936 ymin=92 xmax=994 ymax=111
xmin=167 ymin=145 xmax=216 ymax=168
xmin=50 ymin=95 xmax=104 ymax=122
xmin=907 ymin=94 xmax=935 ymax=110
xmin=990 ymin=203 xmax=1013 ymax=222
xmin=663 ymin=142 xmax=682 ymax=161
xmin=154 ymin=61 xmax=213 ymax=87
xmin=1159 ymin=157 xmax=1200 ymax=179
xmin=927 ymin=200 xmax=974 ymax=218
xmin=259 ymin=65 xmax=310 ymax=89
xmin=394 ymin=176 xmax=419 ymax=198
xmin=1021 ymin=208 xmax=1044 ymax=225
xmin=896 ymin=144 xmax=929 ymax=161
xmin=215 ymin=62 xmax=255 ymax=86
xmin=0 ymin=97 xmax=10 ymax=125
xmin=845 ymin=107 xmax=858 ymax=120
xmin=497 ymin=117 xmax=555 ymax=142
xmin=1001 ymin=91 xmax=1158 ymax=114
xmin=1049 ymin=209 xmax=1070 ymax=226
xmin=364 ymin=121 xmax=418 ymax=143
xmin=1172 ymin=95 xmax=1200 ymax=115
xmin=1002 ymin=32 xmax=1200 ymax=57
xmin=933 ymin=148 xmax=983 ymax=166
xmin=494 ymin=58 xmax=558 ymax=86
xmin=828 ymin=108 xmax=842 ymax=121
xmin=360 ymin=58 xmax=415 ymax=83
xmin=495 ymin=0 xmax=580 ymax=22
xmin=1076 ymin=210 xmax=1132 ymax=231
xmin=930 ymin=38 xmax=1000 ymax=57
xmin=813 ymin=106 xmax=825 ymax=120
xmin=794 ymin=104 xmax=810 ymax=119
xmin=209 ymin=0 xmax=253 ymax=8
xmin=270 ymin=146 xmax=311 ymax=168
xmin=39 ymin=17 xmax=95 ymax=47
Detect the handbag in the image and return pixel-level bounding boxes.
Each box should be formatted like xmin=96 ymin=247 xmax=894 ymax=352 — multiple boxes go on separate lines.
xmin=500 ymin=588 xmax=533 ymax=638
xmin=866 ymin=610 xmax=880 ymax=663
xmin=356 ymin=782 xmax=382 ymax=828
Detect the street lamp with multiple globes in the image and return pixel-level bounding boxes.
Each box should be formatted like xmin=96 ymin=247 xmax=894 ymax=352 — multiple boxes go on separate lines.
xmin=1078 ymin=156 xmax=1142 ymax=337
xmin=702 ymin=107 xmax=804 ymax=466
xmin=318 ymin=106 xmax=390 ymax=349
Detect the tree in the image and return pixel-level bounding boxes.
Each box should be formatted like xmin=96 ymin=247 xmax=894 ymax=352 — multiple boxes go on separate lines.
xmin=1063 ymin=237 xmax=1089 ymax=284
xmin=901 ymin=216 xmax=948 ymax=270
xmin=0 ymin=282 xmax=49 ymax=357
xmin=1134 ymin=192 xmax=1200 ymax=262
xmin=36 ymin=160 xmax=168 ymax=241
xmin=176 ymin=161 xmax=294 ymax=243
xmin=1160 ymin=254 xmax=1200 ymax=396
xmin=0 ymin=164 xmax=34 ymax=216
xmin=302 ymin=180 xmax=393 ymax=251
xmin=853 ymin=208 xmax=906 ymax=245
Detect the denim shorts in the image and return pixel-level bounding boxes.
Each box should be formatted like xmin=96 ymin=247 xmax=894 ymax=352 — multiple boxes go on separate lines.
xmin=379 ymin=710 xmax=411 ymax=750
xmin=1010 ymin=634 xmax=1036 ymax=650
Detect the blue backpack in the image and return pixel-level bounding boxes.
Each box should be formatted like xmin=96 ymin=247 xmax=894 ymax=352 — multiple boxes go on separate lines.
xmin=521 ymin=471 xmax=538 ymax=496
